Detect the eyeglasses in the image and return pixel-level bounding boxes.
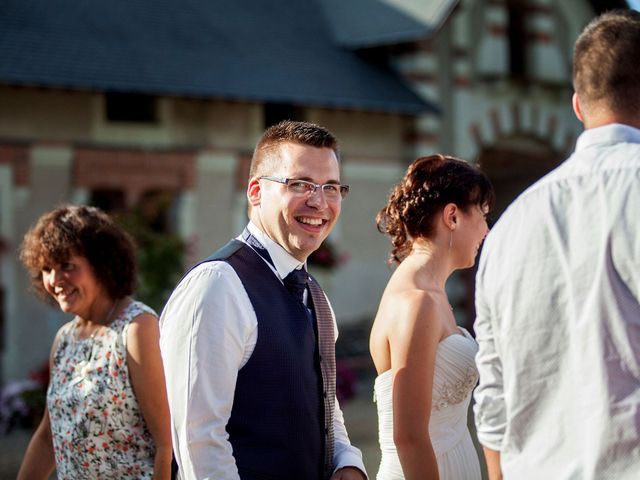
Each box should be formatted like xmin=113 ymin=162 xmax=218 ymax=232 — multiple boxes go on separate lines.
xmin=260 ymin=176 xmax=349 ymax=201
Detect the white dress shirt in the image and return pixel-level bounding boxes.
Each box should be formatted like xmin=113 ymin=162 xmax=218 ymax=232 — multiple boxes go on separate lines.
xmin=474 ymin=124 xmax=640 ymax=479
xmin=160 ymin=222 xmax=366 ymax=480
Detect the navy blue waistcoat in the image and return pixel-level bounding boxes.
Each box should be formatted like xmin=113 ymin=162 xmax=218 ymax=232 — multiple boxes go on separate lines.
xmin=203 ymin=240 xmax=327 ymax=480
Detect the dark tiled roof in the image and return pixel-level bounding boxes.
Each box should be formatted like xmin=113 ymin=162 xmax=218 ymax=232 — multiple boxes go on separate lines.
xmin=319 ymin=0 xmax=458 ymax=48
xmin=319 ymin=0 xmax=631 ymax=48
xmin=589 ymin=0 xmax=630 ymax=13
xmin=0 ymin=0 xmax=435 ymax=114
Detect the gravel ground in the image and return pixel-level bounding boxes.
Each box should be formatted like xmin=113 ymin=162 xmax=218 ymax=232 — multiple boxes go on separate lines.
xmin=0 ymin=383 xmax=487 ymax=479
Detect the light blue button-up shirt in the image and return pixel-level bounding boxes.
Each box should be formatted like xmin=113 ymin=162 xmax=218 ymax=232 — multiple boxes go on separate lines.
xmin=474 ymin=123 xmax=640 ymax=479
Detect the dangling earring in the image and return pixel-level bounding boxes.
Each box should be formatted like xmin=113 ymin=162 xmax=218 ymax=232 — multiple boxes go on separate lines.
xmin=449 ymin=229 xmax=453 ymax=251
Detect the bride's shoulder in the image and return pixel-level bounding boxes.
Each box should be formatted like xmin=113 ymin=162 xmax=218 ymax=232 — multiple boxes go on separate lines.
xmin=378 ymin=288 xmax=440 ymax=328
xmin=389 ymin=285 xmax=437 ymax=305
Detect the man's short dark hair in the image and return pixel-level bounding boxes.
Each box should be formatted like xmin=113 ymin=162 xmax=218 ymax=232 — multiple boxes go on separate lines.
xmin=249 ymin=120 xmax=339 ymax=178
xmin=573 ymin=9 xmax=640 ymax=119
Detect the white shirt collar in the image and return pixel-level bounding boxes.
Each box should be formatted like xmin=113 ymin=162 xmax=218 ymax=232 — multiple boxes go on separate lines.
xmin=246 ymin=221 xmax=305 ymax=279
xmin=575 ymin=123 xmax=640 ymax=152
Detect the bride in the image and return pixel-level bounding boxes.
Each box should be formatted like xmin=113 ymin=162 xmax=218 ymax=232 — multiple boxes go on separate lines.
xmin=370 ymin=154 xmax=494 ymax=479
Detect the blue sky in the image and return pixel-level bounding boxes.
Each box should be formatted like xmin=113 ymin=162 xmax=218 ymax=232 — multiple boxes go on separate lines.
xmin=628 ymin=0 xmax=640 ymax=10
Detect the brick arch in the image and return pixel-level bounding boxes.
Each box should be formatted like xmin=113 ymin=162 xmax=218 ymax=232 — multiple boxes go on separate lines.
xmin=479 ymin=138 xmax=562 ymax=214
xmin=468 ymin=100 xmax=574 ymax=214
xmin=457 ymin=136 xmax=563 ymax=333
xmin=469 ymin=102 xmax=576 ymax=157
xmin=458 ymin=103 xmax=572 ymax=329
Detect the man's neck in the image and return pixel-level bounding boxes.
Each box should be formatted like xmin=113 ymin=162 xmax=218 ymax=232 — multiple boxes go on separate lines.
xmin=583 ymin=111 xmax=640 ymax=131
xmin=246 ymin=221 xmax=304 ymax=276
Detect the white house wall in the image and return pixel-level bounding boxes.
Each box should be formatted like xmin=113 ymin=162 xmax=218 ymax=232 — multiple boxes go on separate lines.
xmin=0 ymin=0 xmax=603 ymax=381
xmin=398 ymin=0 xmax=595 ymax=163
xmin=0 ymin=90 xmax=413 ymax=380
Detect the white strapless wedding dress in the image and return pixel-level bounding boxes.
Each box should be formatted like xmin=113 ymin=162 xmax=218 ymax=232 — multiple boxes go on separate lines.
xmin=374 ymin=327 xmax=481 ymax=479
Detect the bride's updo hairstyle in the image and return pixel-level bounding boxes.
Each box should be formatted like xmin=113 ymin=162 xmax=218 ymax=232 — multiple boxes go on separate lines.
xmin=377 ymin=154 xmax=494 ymax=264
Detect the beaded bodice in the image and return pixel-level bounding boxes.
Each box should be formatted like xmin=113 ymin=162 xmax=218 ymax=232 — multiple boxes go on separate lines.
xmin=431 ymin=328 xmax=479 ymax=412
xmin=374 ymin=327 xmax=479 ymax=461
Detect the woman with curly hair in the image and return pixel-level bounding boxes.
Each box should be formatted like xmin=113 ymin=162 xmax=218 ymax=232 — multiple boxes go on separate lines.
xmin=17 ymin=205 xmax=171 ymax=479
xmin=370 ymin=155 xmax=494 ymax=479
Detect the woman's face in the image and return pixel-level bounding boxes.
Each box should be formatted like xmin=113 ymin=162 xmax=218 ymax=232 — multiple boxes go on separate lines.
xmin=455 ymin=204 xmax=490 ymax=268
xmin=41 ymin=254 xmax=107 ymax=318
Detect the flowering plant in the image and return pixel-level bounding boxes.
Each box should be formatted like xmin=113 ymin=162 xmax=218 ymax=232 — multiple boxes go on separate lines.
xmin=336 ymin=360 xmax=357 ymax=403
xmin=308 ymin=240 xmax=348 ymax=270
xmin=0 ymin=236 xmax=8 ymax=255
xmin=0 ymin=362 xmax=48 ymax=435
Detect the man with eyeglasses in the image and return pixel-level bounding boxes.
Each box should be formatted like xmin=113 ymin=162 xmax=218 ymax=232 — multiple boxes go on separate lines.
xmin=160 ymin=120 xmax=367 ymax=480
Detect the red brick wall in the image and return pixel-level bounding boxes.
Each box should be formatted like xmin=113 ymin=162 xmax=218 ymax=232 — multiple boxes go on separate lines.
xmin=74 ymin=147 xmax=196 ymax=205
xmin=0 ymin=144 xmax=29 ymax=186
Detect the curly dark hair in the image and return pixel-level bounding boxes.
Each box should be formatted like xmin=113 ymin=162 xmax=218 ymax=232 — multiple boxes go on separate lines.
xmin=20 ymin=205 xmax=137 ymax=304
xmin=377 ymin=154 xmax=495 ymax=264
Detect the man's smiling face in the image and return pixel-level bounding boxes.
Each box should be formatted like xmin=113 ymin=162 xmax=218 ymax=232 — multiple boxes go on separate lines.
xmin=248 ymin=142 xmax=341 ymax=262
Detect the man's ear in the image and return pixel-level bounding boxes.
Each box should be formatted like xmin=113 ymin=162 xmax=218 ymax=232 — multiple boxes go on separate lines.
xmin=247 ymin=178 xmax=261 ymax=207
xmin=443 ymin=203 xmax=458 ymax=230
xmin=572 ymin=92 xmax=585 ymax=123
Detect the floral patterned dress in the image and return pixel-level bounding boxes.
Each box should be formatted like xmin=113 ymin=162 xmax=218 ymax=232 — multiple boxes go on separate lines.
xmin=47 ymin=301 xmax=157 ymax=479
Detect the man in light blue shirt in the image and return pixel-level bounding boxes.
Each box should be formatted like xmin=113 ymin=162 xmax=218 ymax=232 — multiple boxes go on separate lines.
xmin=474 ymin=10 xmax=640 ymax=480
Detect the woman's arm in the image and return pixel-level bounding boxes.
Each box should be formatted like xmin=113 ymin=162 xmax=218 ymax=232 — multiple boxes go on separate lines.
xmin=389 ymin=291 xmax=442 ymax=480
xmin=17 ymin=408 xmax=56 ymax=480
xmin=17 ymin=327 xmax=64 ymax=480
xmin=127 ymin=312 xmax=172 ymax=480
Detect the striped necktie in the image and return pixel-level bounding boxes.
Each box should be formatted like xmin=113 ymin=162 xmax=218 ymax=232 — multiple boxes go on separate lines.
xmin=308 ymin=275 xmax=336 ymax=476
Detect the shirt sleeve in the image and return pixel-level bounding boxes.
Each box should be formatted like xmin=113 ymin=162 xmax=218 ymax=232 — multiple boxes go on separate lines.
xmin=160 ymin=262 xmax=256 ymax=480
xmin=473 ymin=252 xmax=507 ymax=451
xmin=329 ymin=299 xmax=368 ymax=478
xmin=332 ymin=397 xmax=368 ymax=477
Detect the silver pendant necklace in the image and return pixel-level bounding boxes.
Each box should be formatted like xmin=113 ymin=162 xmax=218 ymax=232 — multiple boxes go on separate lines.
xmin=74 ymin=299 xmax=120 ymax=377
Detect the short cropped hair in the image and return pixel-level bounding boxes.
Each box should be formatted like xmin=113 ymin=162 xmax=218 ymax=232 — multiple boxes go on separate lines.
xmin=20 ymin=205 xmax=137 ymax=304
xmin=249 ymin=120 xmax=339 ymax=178
xmin=573 ymin=9 xmax=640 ymax=118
